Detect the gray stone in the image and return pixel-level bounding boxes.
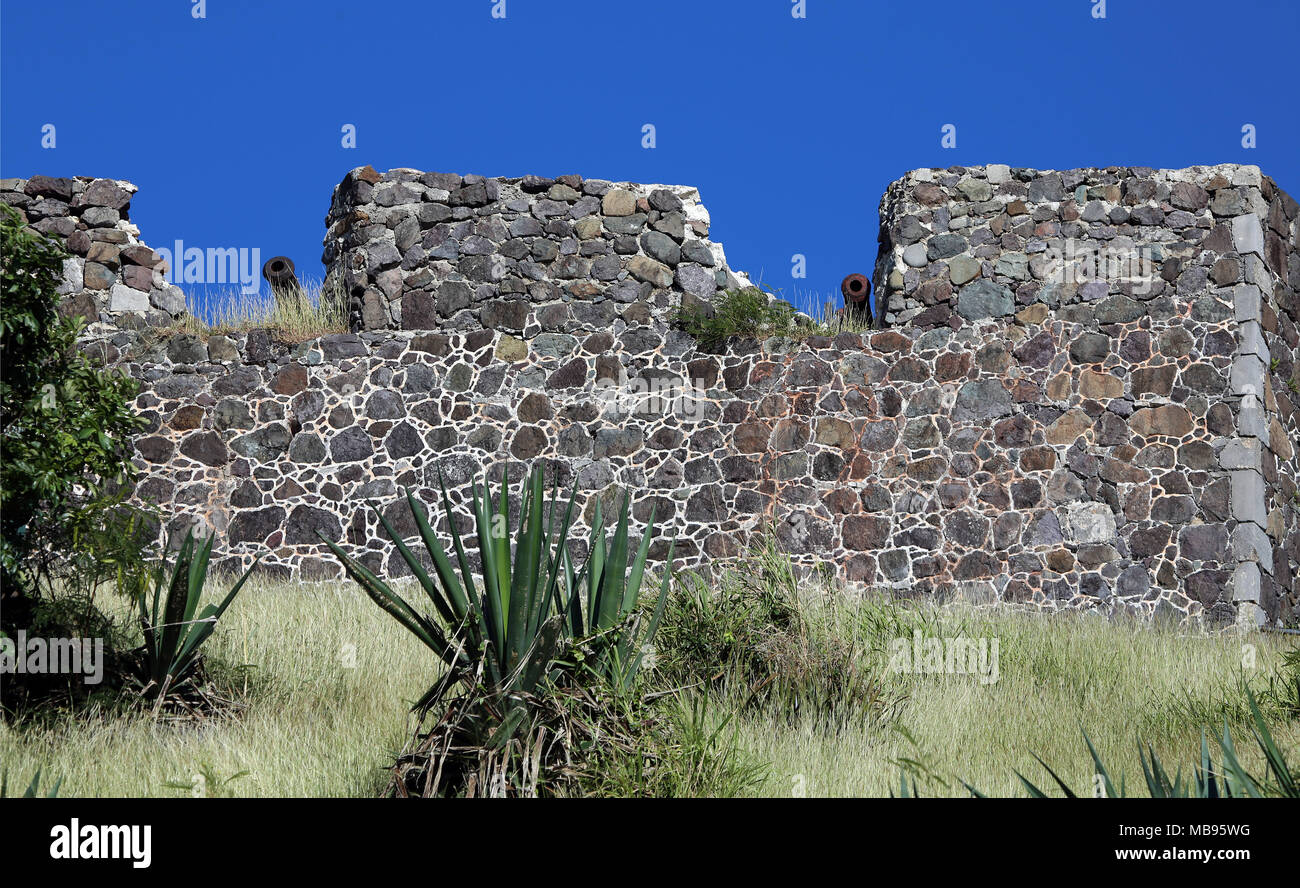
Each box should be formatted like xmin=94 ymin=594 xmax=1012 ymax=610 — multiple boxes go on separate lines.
xmin=1233 ymin=284 xmax=1261 ymax=322
xmin=231 ymin=424 xmax=292 ymax=462
xmin=948 ymin=254 xmax=980 ymax=285
xmin=1064 ymin=502 xmax=1116 ymax=544
xmin=330 ymin=426 xmax=374 ymax=462
xmin=953 ymin=379 xmax=1013 ymax=420
xmin=1232 ymin=522 xmax=1273 ymax=574
xmin=1219 ymin=440 xmax=1262 ymax=470
xmin=1231 ymin=214 xmax=1264 ymax=257
xmin=927 ymin=233 xmax=967 ymax=260
xmin=1178 ymin=525 xmax=1229 ymax=562
xmin=150 ymin=285 xmax=186 ymax=316
xmin=956 ymin=279 xmax=1014 ymax=320
xmin=640 ymin=230 xmax=681 ymax=266
xmin=109 ymin=283 xmax=149 ymax=312
xmin=994 ymin=252 xmax=1029 ymax=280
xmin=1231 ymin=562 xmax=1260 ymax=603
xmin=1230 ymin=470 xmax=1266 ymax=525
xmin=288 ymin=432 xmax=327 ymax=463
xmin=902 ymin=243 xmax=928 ymax=268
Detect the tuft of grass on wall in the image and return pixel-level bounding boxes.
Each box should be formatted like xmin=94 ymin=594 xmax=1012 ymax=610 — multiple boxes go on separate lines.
xmin=674 ymin=285 xmax=874 ymax=348
xmin=172 ymin=277 xmax=349 ymax=342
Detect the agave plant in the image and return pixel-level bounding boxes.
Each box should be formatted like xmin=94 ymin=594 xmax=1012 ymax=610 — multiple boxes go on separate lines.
xmin=561 ymin=485 xmax=674 ymax=692
xmin=957 ymin=689 xmax=1297 ymax=799
xmin=319 ymin=463 xmax=675 ymax=712
xmin=0 ymin=768 xmax=61 ymax=798
xmin=136 ymin=529 xmax=256 ymax=701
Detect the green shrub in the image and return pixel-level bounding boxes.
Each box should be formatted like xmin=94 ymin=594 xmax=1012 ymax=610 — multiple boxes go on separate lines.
xmin=656 ymin=536 xmax=887 ymax=726
xmin=580 ymin=694 xmax=768 ymax=798
xmin=322 ymin=465 xmax=673 ymax=710
xmin=0 ymin=204 xmax=146 ymax=607
xmin=673 ymin=287 xmax=800 ymax=346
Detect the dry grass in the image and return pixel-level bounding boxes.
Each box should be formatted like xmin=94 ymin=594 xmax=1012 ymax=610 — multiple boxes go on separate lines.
xmin=725 ymin=588 xmax=1300 ymax=797
xmin=0 ymin=577 xmax=431 ymax=797
xmin=1 ymin=573 xmax=1295 ymax=797
xmin=173 ymin=277 xmax=349 ymax=342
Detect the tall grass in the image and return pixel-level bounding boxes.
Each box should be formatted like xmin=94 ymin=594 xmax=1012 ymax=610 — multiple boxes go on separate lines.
xmin=0 ymin=577 xmax=431 ymax=797
xmin=717 ymin=586 xmax=1299 ymax=797
xmin=2 ymin=565 xmax=1295 ymax=797
xmin=175 ymin=277 xmax=348 ymax=342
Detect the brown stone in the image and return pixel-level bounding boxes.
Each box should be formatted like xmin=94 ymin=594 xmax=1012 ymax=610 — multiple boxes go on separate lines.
xmin=1046 ymin=549 xmax=1075 ymax=572
xmin=82 ymin=261 xmax=114 ymax=290
xmin=510 ymin=426 xmax=547 ymax=459
xmin=1020 ymin=446 xmax=1057 ymax=471
xmin=87 ymin=241 xmax=122 ymax=269
xmin=518 ymin=392 xmax=552 ymax=423
xmin=870 ymin=331 xmax=912 ymax=352
xmin=495 ymin=334 xmax=527 ymax=361
xmin=1100 ymin=458 xmax=1148 ymax=484
xmin=1129 ymin=405 xmax=1193 ymax=438
xmin=1271 ymin=418 xmax=1294 ymax=460
xmin=1046 ymin=373 xmax=1072 ymax=401
xmin=1130 ymin=364 xmax=1176 ymax=398
xmin=627 ymin=254 xmax=673 ymax=288
xmin=734 ymin=422 xmax=770 ymax=453
xmin=271 ymin=365 xmax=309 ymax=395
xmin=935 ymin=352 xmax=971 ymax=381
xmin=546 ymin=358 xmax=587 ymax=389
xmin=59 ymin=292 xmax=98 ymax=322
xmin=1046 ymin=409 xmax=1091 ymax=445
xmin=822 ymin=489 xmax=858 ymax=514
xmin=842 ymin=515 xmax=891 ymax=550
xmin=171 ymin=405 xmax=204 ymax=431
xmin=915 ymin=183 xmax=946 ymax=206
xmin=121 ymin=244 xmax=159 ymax=266
xmin=1079 ymin=370 xmax=1123 ymax=399
xmin=815 ymin=417 xmax=855 ymax=449
xmin=772 ymin=419 xmax=809 ymax=451
xmin=1016 ymin=303 xmax=1049 ymax=325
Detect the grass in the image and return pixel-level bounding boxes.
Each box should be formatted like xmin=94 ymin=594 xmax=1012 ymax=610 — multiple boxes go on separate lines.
xmin=3 ymin=562 xmax=1295 ymax=797
xmin=725 ymin=590 xmax=1299 ymax=796
xmin=675 ymin=285 xmax=875 ymax=348
xmin=0 ymin=578 xmax=431 ymax=797
xmin=170 ymin=276 xmax=348 ymax=342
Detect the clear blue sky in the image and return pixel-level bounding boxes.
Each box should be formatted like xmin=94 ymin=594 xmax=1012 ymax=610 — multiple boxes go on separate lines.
xmin=3 ymin=0 xmax=1297 ymax=319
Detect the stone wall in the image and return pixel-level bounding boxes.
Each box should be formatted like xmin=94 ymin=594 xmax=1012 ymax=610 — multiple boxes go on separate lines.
xmin=2 ymin=164 xmax=1296 ymax=628
xmin=868 ymin=164 xmax=1297 ymax=626
xmin=1258 ymin=178 xmax=1300 ymax=625
xmin=321 ymin=166 xmax=758 ymax=335
xmin=0 ymin=176 xmax=188 ymax=338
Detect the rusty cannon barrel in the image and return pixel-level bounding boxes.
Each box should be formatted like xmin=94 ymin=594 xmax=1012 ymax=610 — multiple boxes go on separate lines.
xmin=840 ymin=273 xmax=872 ymax=325
xmin=262 ymin=255 xmax=303 ymax=305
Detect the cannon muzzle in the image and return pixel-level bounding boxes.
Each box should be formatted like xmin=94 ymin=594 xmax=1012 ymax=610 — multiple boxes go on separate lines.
xmin=262 ymin=256 xmax=302 ymax=302
xmin=840 ymin=273 xmax=872 ymax=324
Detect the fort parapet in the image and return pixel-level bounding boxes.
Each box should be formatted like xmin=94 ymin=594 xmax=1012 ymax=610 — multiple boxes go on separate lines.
xmin=3 ymin=163 xmax=1296 ymax=627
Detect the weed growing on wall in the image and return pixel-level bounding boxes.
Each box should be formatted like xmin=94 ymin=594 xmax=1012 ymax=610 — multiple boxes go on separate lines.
xmin=673 ymin=286 xmax=802 ymax=346
xmin=172 ymin=276 xmax=348 ymax=342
